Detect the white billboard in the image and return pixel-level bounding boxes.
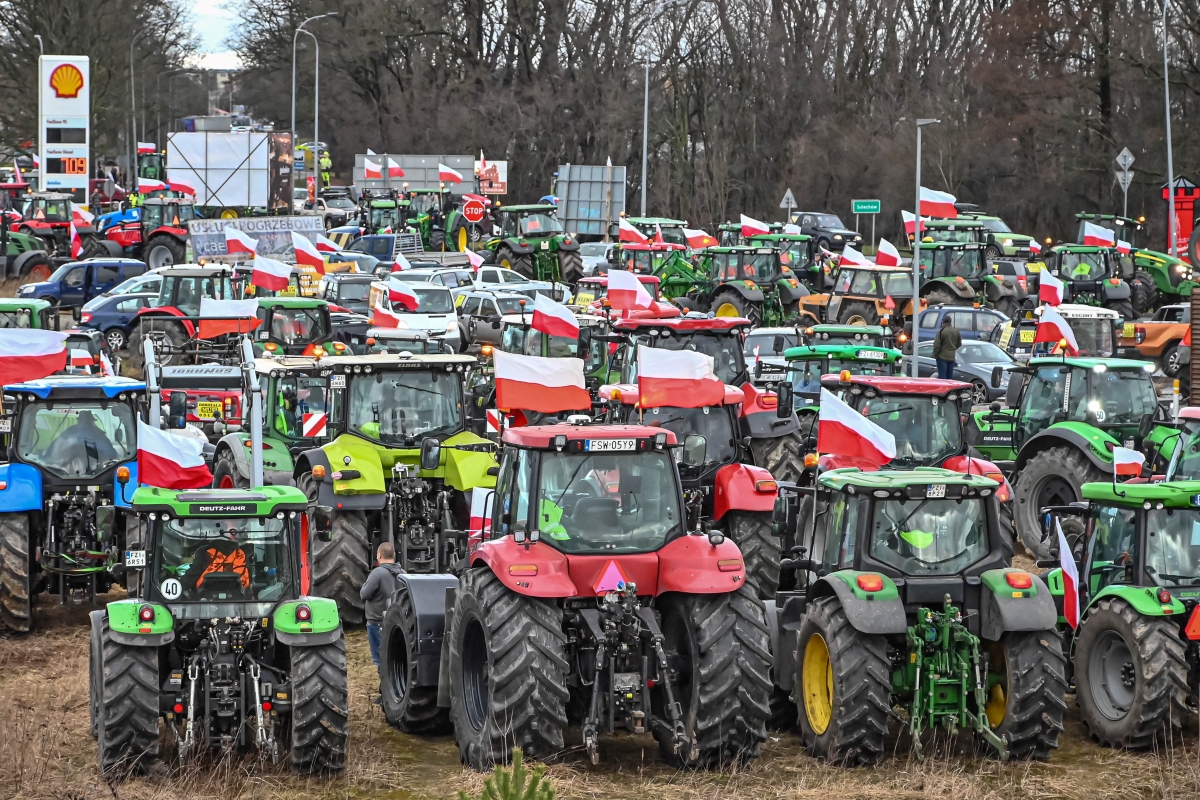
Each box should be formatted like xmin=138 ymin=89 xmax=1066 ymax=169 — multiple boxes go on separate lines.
xmin=168 ymin=132 xmax=271 ymax=209
xmin=38 ymin=56 xmax=90 ymax=202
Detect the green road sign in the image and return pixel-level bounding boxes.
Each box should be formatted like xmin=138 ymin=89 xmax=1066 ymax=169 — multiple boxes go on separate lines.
xmin=852 ymin=199 xmax=881 ymax=215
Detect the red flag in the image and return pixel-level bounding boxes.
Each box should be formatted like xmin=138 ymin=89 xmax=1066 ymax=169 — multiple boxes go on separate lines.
xmin=313 ymin=232 xmax=340 ymax=253
xmin=387 ymin=157 xmax=405 ymax=178
xmin=607 ymin=270 xmax=653 ymax=311
xmin=291 ymin=231 xmax=327 ymax=275
xmin=619 ymin=218 xmax=649 ymax=244
xmin=439 ymin=163 xmax=463 ymax=184
xmin=740 ymin=214 xmax=770 ymax=237
xmin=1039 ymin=271 xmax=1064 ymax=305
xmin=224 ymin=227 xmax=257 ymax=256
xmin=875 ymin=238 xmax=901 ymax=267
xmin=364 ymin=158 xmax=383 ymax=179
xmin=69 ymin=222 xmax=82 ymax=259
xmin=1034 ymin=306 xmax=1079 ymax=354
xmin=532 ymin=294 xmax=580 ymax=338
xmin=1057 ymin=520 xmax=1079 ymax=630
xmin=1113 ymin=446 xmax=1146 ymax=478
xmin=198 ymin=298 xmax=261 ymax=339
xmin=137 ymin=420 xmax=212 ymax=489
xmin=0 ymin=330 xmax=69 ymax=384
xmin=636 ymin=346 xmax=725 ymax=408
xmin=138 ymin=177 xmax=167 ymax=192
xmin=919 ymin=187 xmax=958 ymax=218
xmin=373 ymin=304 xmax=402 ymax=328
xmin=493 ymin=350 xmax=590 ymax=413
xmin=818 ymin=388 xmax=896 ymax=466
xmin=684 ymin=228 xmax=717 ymax=249
xmin=251 ymin=255 xmax=292 ymax=292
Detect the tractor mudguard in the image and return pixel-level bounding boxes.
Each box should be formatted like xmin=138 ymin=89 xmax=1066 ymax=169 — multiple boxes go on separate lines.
xmin=941 ymin=454 xmax=1011 ymax=501
xmin=928 ymin=278 xmax=976 ymax=300
xmin=765 ymin=597 xmax=802 ymax=694
xmin=215 ymin=435 xmax=252 ymax=482
xmin=1014 ymin=424 xmax=1119 ymax=473
xmin=395 ymin=574 xmax=459 ymax=686
xmin=470 ymin=539 xmax=576 ymax=598
xmin=978 ymin=568 xmax=1058 ymax=641
xmin=814 ymin=572 xmax=908 ymax=634
xmin=105 ymin=600 xmax=175 ymax=646
xmin=295 ymin=447 xmax=385 ymax=510
xmin=501 ymin=238 xmax=534 ymax=255
xmin=318 ymin=434 xmax=388 ymax=494
xmin=135 ymin=307 xmax=197 ymax=338
xmin=437 ymin=430 xmax=498 ymax=492
xmin=555 ymin=236 xmax=580 ymax=252
xmin=273 ymin=597 xmax=341 ymax=645
xmin=10 ymin=248 xmax=50 ymax=279
xmin=716 ymin=283 xmax=764 ymax=303
xmin=984 ymin=276 xmax=1018 ymax=301
xmin=113 ymin=461 xmax=138 ymax=508
xmin=739 ymin=382 xmax=801 ymax=438
xmin=778 ymin=281 xmax=810 ymax=306
xmin=655 ymin=534 xmax=749 ymax=594
xmin=1103 ymin=280 xmax=1132 ymax=301
xmin=0 ymin=463 xmax=42 ymax=513
xmin=437 ymin=586 xmax=458 ymax=709
xmin=1089 ymin=584 xmax=1187 ymax=618
xmin=1144 ymin=423 xmax=1181 ymax=465
xmin=712 ymin=463 xmax=776 ymax=521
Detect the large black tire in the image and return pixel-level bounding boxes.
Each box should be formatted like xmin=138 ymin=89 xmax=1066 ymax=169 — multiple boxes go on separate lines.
xmin=96 ymin=615 xmax=159 ymax=775
xmin=923 ymin=286 xmax=959 ymax=308
xmin=497 ymin=245 xmax=534 ymax=278
xmin=1073 ymin=597 xmax=1189 ymax=749
xmin=88 ymin=611 xmax=104 ymax=740
xmin=430 ymin=230 xmax=446 ymax=251
xmin=749 ymin=429 xmax=805 ymax=485
xmin=289 ymin=638 xmax=350 ymax=772
xmin=725 ymin=511 xmax=779 ymax=599
xmin=16 ymin=250 xmax=53 ymax=282
xmin=1107 ymin=299 xmax=1135 ymax=323
xmin=654 ymin=583 xmax=771 ymax=769
xmin=145 ymin=235 xmax=184 ymax=269
xmin=558 ymin=249 xmax=583 ymax=285
xmin=794 ymin=595 xmax=890 ymax=766
xmin=311 ymin=509 xmax=370 ymax=626
xmin=1012 ymin=447 xmax=1106 ymax=559
xmin=380 ymin=585 xmax=451 ymax=733
xmin=837 ymin=301 xmax=879 ymax=326
xmin=0 ymin=513 xmax=31 ymax=632
xmin=711 ymin=289 xmax=761 ymax=326
xmin=1131 ymin=269 xmax=1158 ymax=317
xmin=981 ymin=631 xmax=1068 ymax=760
xmin=211 ymin=447 xmax=245 ymax=489
xmin=448 ymin=567 xmax=568 ymax=769
xmin=128 ymin=317 xmax=188 ymax=370
xmin=995 ymin=296 xmax=1020 ymax=319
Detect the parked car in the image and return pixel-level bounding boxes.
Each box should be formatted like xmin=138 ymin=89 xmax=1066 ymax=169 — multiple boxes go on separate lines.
xmin=915 ymin=305 xmax=1007 ymax=343
xmin=299 ymin=196 xmax=352 ymax=229
xmin=17 ymin=258 xmax=149 ymax=309
xmin=315 ymin=273 xmax=377 ymax=315
xmin=475 ymin=265 xmax=571 ymax=302
xmin=793 ymin=211 xmax=863 ymax=251
xmin=368 ymin=281 xmax=462 ymax=351
xmin=992 ymin=259 xmax=1034 ymax=296
xmin=77 ymin=291 xmax=158 ymax=351
xmin=389 ymin=267 xmax=479 ymax=300
xmin=915 ymin=339 xmax=1016 ymax=404
xmin=580 ymin=242 xmax=613 ymax=276
xmin=292 ymin=188 xmax=308 ymax=213
xmin=345 ymin=233 xmax=422 ymax=261
xmin=457 ymin=290 xmax=537 ymax=346
xmin=1117 ymin=303 xmax=1189 ymax=374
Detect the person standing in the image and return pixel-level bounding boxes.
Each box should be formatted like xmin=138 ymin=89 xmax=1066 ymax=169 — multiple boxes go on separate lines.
xmin=933 ymin=315 xmax=962 ymax=380
xmin=319 ymin=151 xmax=332 ymax=188
xmin=360 ymin=542 xmax=404 ymax=667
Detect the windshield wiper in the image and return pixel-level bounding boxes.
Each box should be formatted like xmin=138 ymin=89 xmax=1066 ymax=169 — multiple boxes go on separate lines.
xmin=865 ymin=406 xmax=915 ymax=418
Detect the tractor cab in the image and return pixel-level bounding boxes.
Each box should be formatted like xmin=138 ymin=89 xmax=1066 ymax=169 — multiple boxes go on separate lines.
xmin=916 ymin=241 xmax=1024 ymax=316
xmin=744 ymin=233 xmax=817 ymax=282
xmin=363 ymin=197 xmax=401 ymax=233
xmin=488 ymin=204 xmax=582 ymax=283
xmin=253 ymin=298 xmax=347 ymax=357
xmin=920 ymin=219 xmax=989 ymax=245
xmin=624 ymin=216 xmax=689 ymax=248
xmin=798 ymin=264 xmax=919 ymax=328
xmin=136 ymin=150 xmax=164 ymax=181
xmin=497 ymin=204 xmax=563 ymax=239
xmin=21 ymin=192 xmax=74 ymax=226
xmin=132 ymin=267 xmax=239 ymax=365
xmin=783 ymin=345 xmax=903 ymax=409
xmin=610 ymin=242 xmax=686 ymax=276
xmin=1043 ymin=245 xmax=1134 ymax=318
xmin=799 ymin=323 xmax=890 ymax=348
xmin=0 ymin=298 xmax=55 ymax=329
xmin=404 ymin=188 xmax=451 ymax=218
xmin=141 ymin=197 xmax=195 ymax=231
xmin=990 ymin=307 xmax=1120 ymax=363
xmin=614 ymin=315 xmax=752 ymax=386
xmin=574 ymin=274 xmax=663 ymax=306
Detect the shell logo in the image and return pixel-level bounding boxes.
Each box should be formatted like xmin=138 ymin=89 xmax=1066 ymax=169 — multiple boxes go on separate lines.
xmin=49 ymin=63 xmax=85 ymax=99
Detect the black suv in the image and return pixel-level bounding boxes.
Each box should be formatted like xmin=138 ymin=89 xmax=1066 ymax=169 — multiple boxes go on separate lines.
xmin=793 ymin=211 xmax=863 ymax=251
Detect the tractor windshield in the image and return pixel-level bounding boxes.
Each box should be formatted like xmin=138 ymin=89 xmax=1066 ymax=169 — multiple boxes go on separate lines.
xmin=657 ymin=226 xmax=688 ymax=247
xmin=1168 ymin=422 xmax=1200 ymax=480
xmin=28 ymin=196 xmax=70 ymax=221
xmin=260 ymin=306 xmax=330 ymax=346
xmin=519 ymin=213 xmax=563 ymax=236
xmin=1050 ymin=319 xmax=1114 ymax=356
xmin=870 ymin=496 xmax=988 ymax=574
xmin=630 ymin=333 xmax=744 ymax=384
xmin=857 ymin=394 xmax=962 ymax=467
xmin=0 ymin=308 xmax=35 ymax=328
xmin=347 ymin=369 xmax=463 ymax=443
xmin=535 ymin=451 xmax=682 ymax=553
xmin=641 ymin=405 xmax=737 ymax=466
xmin=742 ymin=252 xmax=781 ymax=283
xmin=16 ymin=401 xmax=136 ymax=479
xmin=1061 ymin=252 xmax=1110 ymax=281
xmin=273 ymin=376 xmax=330 ymax=439
xmin=370 ymin=205 xmax=399 ymax=231
xmin=153 ymin=516 xmax=294 ymax=603
xmin=881 ymin=272 xmax=913 ymax=297
xmin=1078 ymin=367 xmax=1158 ymax=425
xmin=143 ymin=203 xmax=195 ymax=229
xmin=409 ymin=193 xmax=442 ymax=214
xmin=1145 ymin=508 xmax=1200 ymax=587
xmin=921 ymin=249 xmax=985 ymax=280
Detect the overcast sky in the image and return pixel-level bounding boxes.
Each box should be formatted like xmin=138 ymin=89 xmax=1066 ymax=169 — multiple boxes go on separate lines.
xmin=189 ymin=0 xmax=242 ymax=70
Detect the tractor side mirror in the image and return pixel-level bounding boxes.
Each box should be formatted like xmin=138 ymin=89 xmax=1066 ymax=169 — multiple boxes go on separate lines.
xmin=94 ymin=505 xmax=117 ymax=540
xmin=578 ymin=325 xmax=591 ymax=352
xmin=682 ymin=434 xmax=707 ymax=467
xmin=776 ymin=382 xmax=794 ymax=416
xmin=420 ymin=437 xmax=442 ymax=471
xmin=991 ymin=366 xmax=1004 ymax=389
xmin=168 ymin=391 xmax=187 ymax=429
xmin=486 ymin=465 xmax=500 ymax=477
xmin=312 ymin=505 xmax=334 ymax=542
xmin=1138 ymin=413 xmax=1154 ymax=440
xmin=773 ymin=334 xmax=785 ymax=354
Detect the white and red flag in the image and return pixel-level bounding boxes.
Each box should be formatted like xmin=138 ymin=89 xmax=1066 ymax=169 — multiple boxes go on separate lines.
xmin=137 ymin=142 xmax=156 ymax=154
xmin=169 ymin=179 xmax=196 ymax=196
xmin=224 ymin=227 xmax=257 ymax=257
xmin=875 ymin=238 xmax=902 ymax=267
xmin=465 ymin=248 xmax=485 ymax=271
xmin=740 ymin=214 xmax=770 ymax=237
xmin=619 ymin=218 xmax=649 ymax=244
xmin=197 ymin=298 xmax=260 ymax=339
xmin=136 ymin=419 xmax=212 ymax=490
xmin=1117 ymin=239 xmax=1132 ymax=255
xmin=902 ymin=210 xmax=928 ymax=236
xmin=251 ymin=254 xmax=292 ymax=292
xmin=372 ymin=304 xmax=403 ymax=328
xmin=291 ymin=231 xmax=326 ymax=275
xmin=1029 ymin=240 xmax=1043 ymax=255
xmin=1113 ymin=446 xmax=1146 ymax=478
xmin=493 ymin=350 xmax=591 ymax=413
xmin=364 ymin=158 xmax=383 ymax=179
xmin=840 ymin=244 xmax=872 ymax=267
xmin=439 ymin=163 xmax=463 ymax=184
xmin=532 ymin=294 xmax=579 ymax=338
xmin=636 ymin=345 xmax=725 ymax=409
xmin=1034 ymin=306 xmax=1079 ymax=354
xmin=137 ymin=177 xmax=167 ymax=192
xmin=919 ymin=187 xmax=958 ymax=218
xmin=69 ymin=349 xmax=94 ymax=370
xmin=391 ymin=252 xmax=412 ymax=272
xmin=1081 ymin=221 xmax=1116 ymax=247
xmin=607 ymin=270 xmax=654 ymax=311
xmin=387 ymin=157 xmax=405 ymax=178
xmin=387 ymin=278 xmax=420 ymax=311
xmin=1057 ymin=519 xmax=1079 ymax=630
xmin=684 ymin=228 xmax=717 ymax=249
xmin=0 ymin=330 xmax=69 ymax=385
xmin=817 ymin=387 xmax=896 ymax=466
xmin=73 ymin=204 xmax=95 ymax=225
xmin=1039 ymin=270 xmax=1065 ymax=305
xmin=69 ymin=222 xmax=83 ymax=259
xmin=313 ymin=231 xmax=340 ymax=253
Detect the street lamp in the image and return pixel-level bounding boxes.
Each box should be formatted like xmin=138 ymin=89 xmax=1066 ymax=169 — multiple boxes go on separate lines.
xmin=291 ymin=13 xmax=336 ymax=145
xmin=129 ymin=31 xmax=146 ymax=187
xmin=157 ymin=69 xmax=195 ymax=143
xmin=911 ymin=118 xmax=940 ymax=378
xmin=641 ymin=60 xmax=650 ymax=216
xmin=1161 ymin=0 xmax=1177 ymax=256
xmin=33 ymin=34 xmax=43 ymax=54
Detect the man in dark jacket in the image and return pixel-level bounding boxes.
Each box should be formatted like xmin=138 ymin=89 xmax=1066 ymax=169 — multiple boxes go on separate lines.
xmin=933 ymin=315 xmax=962 ymax=380
xmin=360 ymin=542 xmax=404 ymax=666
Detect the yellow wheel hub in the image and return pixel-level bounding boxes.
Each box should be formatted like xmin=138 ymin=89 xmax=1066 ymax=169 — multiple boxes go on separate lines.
xmin=715 ymin=302 xmax=741 ymax=318
xmin=220 ymin=208 xmax=239 ymax=219
xmin=846 ymin=315 xmax=868 ymax=326
xmin=802 ymin=633 xmax=833 ymax=735
xmin=500 ymin=256 xmax=513 ymax=270
xmin=985 ymin=643 xmax=1007 ymax=727
xmin=457 ymin=227 xmax=468 ymax=252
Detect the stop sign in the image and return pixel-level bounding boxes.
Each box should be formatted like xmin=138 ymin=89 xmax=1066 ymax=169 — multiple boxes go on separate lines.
xmin=462 ymin=197 xmax=486 ymax=224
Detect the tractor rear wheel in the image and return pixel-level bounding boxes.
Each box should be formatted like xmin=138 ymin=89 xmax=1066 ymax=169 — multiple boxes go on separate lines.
xmin=381 ymin=584 xmax=451 ymax=733
xmin=654 ymin=583 xmax=771 ymax=769
xmin=145 ymin=235 xmax=184 ymax=269
xmin=712 ymin=289 xmax=761 ymax=325
xmin=430 ymin=230 xmax=446 ymax=251
xmin=212 ymin=448 xmax=244 ymax=490
xmin=980 ymin=631 xmax=1067 ymax=760
xmin=311 ymin=509 xmax=370 ymax=626
xmin=288 ymin=638 xmax=349 ymax=771
xmin=924 ymin=286 xmax=959 ymax=307
xmin=749 ymin=429 xmax=805 ymax=484
xmin=558 ymin=249 xmax=583 ymax=285
xmin=1073 ymin=597 xmax=1189 ymax=749
xmin=1013 ymin=447 xmax=1106 ymax=558
xmin=1108 ymin=299 xmax=1135 ymax=322
xmin=795 ymin=595 xmax=890 ymax=765
xmin=837 ymin=301 xmax=878 ymax=326
xmin=726 ymin=512 xmax=779 ymax=598
xmin=449 ymin=566 xmax=568 ymax=769
xmin=129 ymin=317 xmax=188 ymax=370
xmin=497 ymin=245 xmax=533 ymax=278
xmin=1131 ymin=269 xmax=1158 ymax=317
xmin=95 ymin=615 xmax=159 ymax=775
xmin=0 ymin=513 xmax=31 ymax=632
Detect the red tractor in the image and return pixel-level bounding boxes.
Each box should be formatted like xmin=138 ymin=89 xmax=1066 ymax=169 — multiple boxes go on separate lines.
xmin=129 ymin=265 xmax=237 ymax=366
xmin=600 ymin=382 xmax=783 ymax=595
xmin=376 ymin=423 xmax=771 ymax=770
xmin=12 ymin=192 xmax=112 ymax=261
xmin=104 ymin=197 xmax=193 ymax=268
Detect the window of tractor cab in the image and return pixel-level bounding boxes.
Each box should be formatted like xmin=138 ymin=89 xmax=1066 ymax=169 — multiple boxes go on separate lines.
xmin=643 ymin=405 xmax=737 ymax=466
xmin=1145 ymin=508 xmax=1200 ymax=587
xmin=823 ymin=494 xmax=865 ymax=569
xmin=787 ymin=360 xmax=824 ymax=400
xmin=152 ymin=516 xmax=294 ymax=604
xmin=1089 ymin=505 xmax=1138 ymax=590
xmin=346 ymin=368 xmax=463 ymax=444
xmin=526 ymin=328 xmax=576 ymax=359
xmin=518 ymin=213 xmax=563 ymax=237
xmin=0 ymin=308 xmax=34 ymax=328
xmin=260 ymin=306 xmax=329 ymax=345
xmin=1170 ymin=422 xmax=1200 ymax=480
xmin=16 ymin=401 xmax=136 ymax=480
xmin=273 ymin=376 xmax=330 ymax=438
xmin=740 ymin=252 xmax=781 ymax=282
xmin=744 ymin=330 xmax=798 ymax=357
xmin=858 ymin=393 xmax=961 ymax=468
xmin=1017 ymin=365 xmax=1068 ymax=441
xmin=501 ymin=324 xmax=527 ymax=353
xmin=1072 ymin=366 xmax=1157 ymax=425
xmin=1059 ymin=318 xmax=1115 ymax=357
xmin=623 ymin=333 xmax=743 ymax=385
xmin=869 ymin=496 xmax=988 ymax=575
xmin=1059 ymin=251 xmax=1110 ymax=281
xmin=161 ymin=275 xmax=235 ymax=316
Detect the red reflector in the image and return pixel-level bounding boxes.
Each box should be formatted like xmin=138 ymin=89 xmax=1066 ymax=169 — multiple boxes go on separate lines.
xmin=1005 ymin=572 xmax=1033 ymax=590
xmin=1158 ymin=589 xmax=1173 ymax=605
xmin=262 ymin=701 xmax=273 ymax=712
xmin=856 ymin=574 xmax=884 ymax=592
xmin=1185 ymin=607 xmax=1200 ymax=640
xmin=173 ymin=703 xmax=184 ymax=714
xmin=296 ymin=604 xmax=312 ymax=622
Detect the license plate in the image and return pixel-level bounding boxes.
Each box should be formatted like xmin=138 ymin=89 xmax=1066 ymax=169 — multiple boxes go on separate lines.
xmin=125 ymin=550 xmax=146 ymax=567
xmin=1122 ymin=323 xmax=1135 ymax=337
xmin=0 ymin=419 xmax=10 ymax=433
xmin=1019 ymin=330 xmax=1035 ymax=343
xmin=196 ymin=401 xmax=222 ymax=419
xmin=540 ymin=241 xmax=550 ymax=250
xmin=585 ymin=439 xmax=635 ymax=452
xmin=330 ymin=375 xmax=346 ymax=388
xmin=926 ymin=484 xmax=946 ymax=498
xmin=858 ymin=350 xmax=887 ymax=360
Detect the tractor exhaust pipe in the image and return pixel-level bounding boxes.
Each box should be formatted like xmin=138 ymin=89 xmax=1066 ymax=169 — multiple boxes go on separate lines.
xmin=239 ymin=336 xmax=264 ymax=487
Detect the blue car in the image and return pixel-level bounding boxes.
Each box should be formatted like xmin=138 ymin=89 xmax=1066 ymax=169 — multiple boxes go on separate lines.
xmin=77 ymin=292 xmax=158 ymax=351
xmin=915 ymin=304 xmax=1007 ymax=343
xmin=17 ymin=258 xmax=149 ymax=309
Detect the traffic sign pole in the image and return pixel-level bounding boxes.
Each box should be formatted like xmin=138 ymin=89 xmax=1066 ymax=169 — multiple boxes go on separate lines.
xmin=851 ymin=199 xmax=881 ymax=253
xmin=1116 ymin=148 xmax=1135 ymax=220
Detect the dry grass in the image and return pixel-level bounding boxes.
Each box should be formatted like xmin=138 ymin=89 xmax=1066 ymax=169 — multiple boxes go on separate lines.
xmin=1 ymin=597 xmax=1199 ymax=800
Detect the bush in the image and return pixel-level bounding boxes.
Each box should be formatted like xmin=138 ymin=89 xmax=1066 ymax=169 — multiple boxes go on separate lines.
xmin=458 ymin=748 xmax=555 ymax=800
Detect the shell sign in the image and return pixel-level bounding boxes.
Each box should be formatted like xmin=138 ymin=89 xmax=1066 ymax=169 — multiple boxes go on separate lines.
xmin=49 ymin=63 xmax=85 ymax=98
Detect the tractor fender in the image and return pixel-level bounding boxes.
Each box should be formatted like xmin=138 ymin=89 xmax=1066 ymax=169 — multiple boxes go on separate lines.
xmin=778 ymin=281 xmax=810 ymax=305
xmin=940 ymin=454 xmax=1011 ymax=501
xmin=556 ymin=236 xmax=580 ymax=252
xmin=470 ymin=538 xmax=576 ymax=598
xmin=925 ymin=278 xmax=976 ymax=300
xmin=294 ymin=446 xmax=386 ymax=510
xmin=1087 ymin=584 xmax=1187 ymax=619
xmin=438 ymin=430 xmax=498 ymax=492
xmin=978 ymin=568 xmax=1058 ymax=641
xmin=215 ymin=435 xmax=252 ymax=482
xmin=104 ymin=601 xmax=175 ymax=646
xmin=984 ymin=276 xmax=1018 ymax=301
xmin=656 ymin=533 xmax=749 ymax=594
xmin=10 ymin=248 xmax=50 ymax=279
xmin=96 ymin=239 xmax=123 ymax=258
xmin=738 ymin=382 xmax=801 ymax=437
xmin=714 ymin=283 xmax=764 ymax=303
xmin=392 ymin=574 xmax=458 ymax=686
xmin=1014 ymin=425 xmax=1118 ymax=473
xmin=273 ymin=597 xmax=341 ymax=645
xmin=812 ymin=572 xmax=908 ymax=634
xmin=501 ymin=238 xmax=534 ymax=255
xmin=712 ymin=463 xmax=776 ymax=521
xmin=0 ymin=463 xmax=43 ymax=513
xmin=1103 ymin=279 xmax=1132 ymax=301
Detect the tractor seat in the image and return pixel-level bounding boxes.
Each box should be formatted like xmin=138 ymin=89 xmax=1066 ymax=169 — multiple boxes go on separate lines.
xmin=570 ymin=497 xmax=620 ymax=538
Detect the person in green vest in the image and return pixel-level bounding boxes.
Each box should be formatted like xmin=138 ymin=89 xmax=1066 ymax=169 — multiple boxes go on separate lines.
xmin=319 ymin=151 xmax=332 ymax=188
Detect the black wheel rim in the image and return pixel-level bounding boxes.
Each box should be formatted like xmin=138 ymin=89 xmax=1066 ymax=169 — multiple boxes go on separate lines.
xmin=386 ymin=625 xmax=409 ymax=705
xmin=1036 ymin=473 xmax=1078 ymax=510
xmin=1088 ymin=629 xmax=1136 ymax=720
xmin=461 ymin=615 xmax=489 ymax=731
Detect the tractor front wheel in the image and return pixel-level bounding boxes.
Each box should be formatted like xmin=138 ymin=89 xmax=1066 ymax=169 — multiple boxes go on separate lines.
xmin=1013 ymin=447 xmax=1106 ymax=558
xmin=1073 ymin=597 xmax=1189 ymax=748
xmin=449 ymin=566 xmax=568 ymax=769
xmin=381 ymin=585 xmax=451 ymax=733
xmin=795 ymin=595 xmax=890 ymax=765
xmin=725 ymin=512 xmax=779 ymax=598
xmin=129 ymin=317 xmax=188 ymax=370
xmin=981 ymin=631 xmax=1068 ymax=760
xmin=1131 ymin=269 xmax=1158 ymax=317
xmin=288 ymin=638 xmax=349 ymax=771
xmin=837 ymin=301 xmax=879 ymax=326
xmin=144 ymin=235 xmax=184 ymax=269
xmin=497 ymin=245 xmax=533 ymax=278
xmin=749 ymin=429 xmax=805 ymax=485
xmin=558 ymin=249 xmax=583 ymax=285
xmin=310 ymin=508 xmax=370 ymax=626
xmin=0 ymin=513 xmax=31 ymax=632
xmin=95 ymin=615 xmax=159 ymax=775
xmin=711 ymin=290 xmax=761 ymax=325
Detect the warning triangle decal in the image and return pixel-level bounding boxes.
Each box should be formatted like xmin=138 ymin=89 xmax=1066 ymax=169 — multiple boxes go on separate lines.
xmin=593 ymin=560 xmax=629 ymax=595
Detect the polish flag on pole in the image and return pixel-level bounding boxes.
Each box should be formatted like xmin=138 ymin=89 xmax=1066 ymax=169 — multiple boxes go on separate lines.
xmin=291 ymin=231 xmax=326 ymax=275
xmin=1117 ymin=239 xmax=1132 ymax=255
xmin=840 ymin=244 xmax=872 ymax=267
xmin=138 ymin=177 xmax=167 ymax=192
xmin=70 ymin=349 xmax=94 ymax=369
xmin=439 ymin=163 xmax=463 ymax=184
xmin=465 ymin=248 xmax=485 ymax=271
xmin=919 ymin=187 xmax=958 ymax=218
xmin=169 ymin=180 xmax=196 ymax=196
xmin=607 ymin=270 xmax=654 ymax=311
xmin=251 ymin=254 xmax=293 ymax=292
xmin=387 ymin=157 xmax=405 ymax=178
xmin=387 ymin=278 xmax=421 ymax=311
xmin=875 ymin=238 xmax=902 ymax=267
xmin=391 ymin=252 xmax=412 ymax=272
xmin=817 ymin=387 xmax=896 ymax=466
xmin=494 ymin=350 xmax=590 ymax=413
xmin=619 ymin=217 xmax=649 ymax=244
xmin=364 ymin=158 xmax=383 ymax=179
xmin=198 ymin=298 xmax=260 ymax=339
xmin=69 ymin=222 xmax=83 ymax=259
xmin=532 ymin=294 xmax=579 ymax=338
xmin=313 ymin=231 xmax=340 ymax=253
xmin=0 ymin=330 xmax=68 ymax=384
xmin=1029 ymin=240 xmax=1042 ymax=255
xmin=1113 ymin=446 xmax=1146 ymax=478
xmin=636 ymin=345 xmax=725 ymax=408
xmin=366 ymin=148 xmax=376 ymax=156
xmin=902 ymin=210 xmax=928 ymax=236
xmin=137 ymin=420 xmax=213 ymax=490
xmin=1081 ymin=221 xmax=1116 ymax=247
xmin=372 ymin=304 xmax=403 ymax=328
xmin=1039 ymin=270 xmax=1065 ymax=305
xmin=684 ymin=228 xmax=717 ymax=250
xmin=224 ymin=227 xmax=257 ymax=256
xmin=740 ymin=214 xmax=770 ymax=237
xmin=1034 ymin=305 xmax=1079 ymax=354
xmin=137 ymin=142 xmax=156 ymax=154
xmin=1057 ymin=519 xmax=1080 ymax=630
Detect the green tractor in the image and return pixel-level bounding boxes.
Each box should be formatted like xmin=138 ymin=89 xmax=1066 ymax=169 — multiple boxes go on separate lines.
xmin=967 ymin=356 xmax=1176 ymax=557
xmin=1044 ymin=480 xmax=1200 ymax=748
xmin=917 ymin=241 xmax=1026 ymax=316
xmin=486 ymin=204 xmax=583 ymax=284
xmin=251 ymin=297 xmax=353 ymax=358
xmin=772 ymin=467 xmax=1065 ymax=763
xmin=292 ymin=353 xmax=497 ymax=624
xmin=624 ymin=216 xmax=689 ymax=248
xmin=1040 ymin=245 xmax=1135 ymax=319
xmin=88 ymin=484 xmax=349 ymax=774
xmin=716 ymin=223 xmax=822 ymax=290
xmin=0 ymin=298 xmax=57 ymax=328
xmin=671 ymin=245 xmax=808 ymax=326
xmin=358 ymin=190 xmax=404 ymax=234
xmin=781 ymin=343 xmax=903 ymax=417
xmin=0 ymin=221 xmax=53 ymax=280
xmin=403 ymin=188 xmax=477 ymax=252
xmin=1075 ymin=213 xmax=1195 ymax=315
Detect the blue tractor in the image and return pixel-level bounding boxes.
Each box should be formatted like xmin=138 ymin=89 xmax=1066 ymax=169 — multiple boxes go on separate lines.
xmin=0 ymin=376 xmax=146 ymax=631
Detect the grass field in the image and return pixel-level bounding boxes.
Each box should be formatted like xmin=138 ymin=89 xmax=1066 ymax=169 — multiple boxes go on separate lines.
xmin=2 ymin=597 xmax=1198 ymax=800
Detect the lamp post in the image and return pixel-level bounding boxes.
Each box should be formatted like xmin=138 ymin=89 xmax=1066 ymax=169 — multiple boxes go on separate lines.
xmin=641 ymin=60 xmax=650 ymax=216
xmin=911 ymin=118 xmax=940 ymax=378
xmin=1161 ymin=0 xmax=1177 ymax=256
xmin=291 ymin=13 xmax=336 ymax=144
xmin=156 ymin=69 xmax=194 ymax=144
xmin=129 ymin=31 xmax=146 ymax=187
xmin=34 ymin=34 xmax=43 ymax=54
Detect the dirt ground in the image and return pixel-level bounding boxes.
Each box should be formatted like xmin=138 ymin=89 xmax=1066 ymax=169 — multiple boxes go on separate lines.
xmin=2 ymin=597 xmax=1198 ymax=800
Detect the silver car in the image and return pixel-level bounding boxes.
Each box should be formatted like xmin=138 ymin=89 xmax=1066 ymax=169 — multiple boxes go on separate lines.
xmin=580 ymin=242 xmax=613 ymax=276
xmin=458 ymin=290 xmax=536 ymax=346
